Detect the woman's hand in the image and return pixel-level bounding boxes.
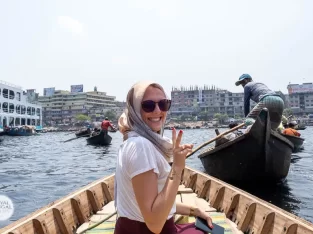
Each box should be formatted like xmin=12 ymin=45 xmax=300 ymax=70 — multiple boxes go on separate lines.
xmin=197 ymin=208 xmax=213 ymax=229
xmin=171 ymin=128 xmax=193 ymax=170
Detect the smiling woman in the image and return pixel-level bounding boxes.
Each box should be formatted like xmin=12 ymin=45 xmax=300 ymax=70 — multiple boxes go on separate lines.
xmin=114 ymin=81 xmax=212 ymax=234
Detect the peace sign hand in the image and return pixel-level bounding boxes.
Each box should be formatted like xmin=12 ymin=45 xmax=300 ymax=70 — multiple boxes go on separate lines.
xmin=172 ymin=128 xmax=193 ymax=170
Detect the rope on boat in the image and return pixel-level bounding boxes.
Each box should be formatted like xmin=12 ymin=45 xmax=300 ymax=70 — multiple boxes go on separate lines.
xmin=76 ymin=211 xmax=117 ymax=234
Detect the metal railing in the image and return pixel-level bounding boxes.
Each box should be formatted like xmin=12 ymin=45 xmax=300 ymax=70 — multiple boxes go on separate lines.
xmin=0 ymin=80 xmax=22 ymax=89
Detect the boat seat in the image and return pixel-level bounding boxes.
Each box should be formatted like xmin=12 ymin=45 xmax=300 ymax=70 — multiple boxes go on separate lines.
xmin=76 ymin=186 xmax=243 ymax=234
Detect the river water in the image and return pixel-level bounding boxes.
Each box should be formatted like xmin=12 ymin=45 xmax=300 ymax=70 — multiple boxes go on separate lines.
xmin=0 ymin=128 xmax=312 ymax=228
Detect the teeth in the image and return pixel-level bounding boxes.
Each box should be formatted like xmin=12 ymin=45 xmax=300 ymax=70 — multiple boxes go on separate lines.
xmin=149 ymin=117 xmax=161 ymax=122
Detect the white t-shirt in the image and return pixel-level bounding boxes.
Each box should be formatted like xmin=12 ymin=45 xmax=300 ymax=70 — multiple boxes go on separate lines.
xmin=115 ymin=132 xmax=176 ymax=222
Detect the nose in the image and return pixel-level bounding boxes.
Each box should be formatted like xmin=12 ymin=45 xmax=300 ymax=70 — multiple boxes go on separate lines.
xmin=153 ymin=103 xmax=162 ymax=113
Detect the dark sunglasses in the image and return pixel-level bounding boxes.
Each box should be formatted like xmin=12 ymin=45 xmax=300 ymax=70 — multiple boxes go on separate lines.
xmin=141 ymin=99 xmax=171 ymax=113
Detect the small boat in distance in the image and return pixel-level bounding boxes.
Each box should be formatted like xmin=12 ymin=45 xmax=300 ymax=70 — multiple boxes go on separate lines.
xmin=1 ymin=166 xmax=313 ymax=234
xmin=86 ymin=130 xmax=112 ymax=146
xmin=198 ymin=109 xmax=294 ymax=184
xmin=6 ymin=125 xmax=37 ymax=136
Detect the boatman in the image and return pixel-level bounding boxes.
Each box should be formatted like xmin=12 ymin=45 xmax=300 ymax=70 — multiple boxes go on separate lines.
xmin=235 ymin=74 xmax=284 ymax=130
xmin=101 ymin=117 xmax=115 ymax=135
xmin=283 ymin=121 xmax=301 ymax=137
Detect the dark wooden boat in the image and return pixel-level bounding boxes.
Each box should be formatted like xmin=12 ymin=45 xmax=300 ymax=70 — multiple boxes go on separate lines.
xmin=296 ymin=125 xmax=306 ymax=130
xmin=86 ymin=131 xmax=112 ymax=145
xmin=281 ymin=134 xmax=304 ymax=152
xmin=75 ymin=128 xmax=91 ymax=137
xmin=198 ymin=109 xmax=294 ymax=183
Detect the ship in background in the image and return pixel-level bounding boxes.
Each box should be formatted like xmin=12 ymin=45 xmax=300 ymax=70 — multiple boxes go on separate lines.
xmin=0 ymin=80 xmax=42 ymax=136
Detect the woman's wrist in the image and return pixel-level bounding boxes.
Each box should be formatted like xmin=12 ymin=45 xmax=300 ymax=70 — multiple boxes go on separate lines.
xmin=169 ymin=166 xmax=183 ymax=180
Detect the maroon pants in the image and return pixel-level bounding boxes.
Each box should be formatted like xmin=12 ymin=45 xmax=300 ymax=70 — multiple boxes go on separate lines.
xmin=114 ymin=217 xmax=205 ymax=234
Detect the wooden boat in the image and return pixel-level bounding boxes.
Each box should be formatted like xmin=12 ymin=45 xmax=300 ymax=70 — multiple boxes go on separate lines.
xmin=281 ymin=134 xmax=304 ymax=152
xmin=75 ymin=128 xmax=91 ymax=137
xmin=86 ymin=131 xmax=112 ymax=146
xmin=296 ymin=125 xmax=307 ymax=130
xmin=1 ymin=166 xmax=313 ymax=234
xmin=6 ymin=126 xmax=37 ymax=136
xmin=198 ymin=109 xmax=294 ymax=183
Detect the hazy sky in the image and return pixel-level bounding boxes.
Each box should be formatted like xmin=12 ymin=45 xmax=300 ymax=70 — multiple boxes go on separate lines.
xmin=1 ymin=0 xmax=313 ymax=101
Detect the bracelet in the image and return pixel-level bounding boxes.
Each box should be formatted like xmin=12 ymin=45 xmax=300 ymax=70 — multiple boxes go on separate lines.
xmin=169 ymin=168 xmax=177 ymax=180
xmin=189 ymin=207 xmax=195 ymax=217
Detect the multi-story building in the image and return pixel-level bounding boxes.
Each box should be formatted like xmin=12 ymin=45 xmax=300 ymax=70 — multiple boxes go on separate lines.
xmin=287 ymin=83 xmax=313 ymax=115
xmin=38 ymin=86 xmax=118 ymax=125
xmin=170 ymin=85 xmax=257 ymax=119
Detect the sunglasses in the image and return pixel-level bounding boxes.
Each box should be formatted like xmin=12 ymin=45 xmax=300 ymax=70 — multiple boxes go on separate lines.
xmin=141 ymin=99 xmax=172 ymax=113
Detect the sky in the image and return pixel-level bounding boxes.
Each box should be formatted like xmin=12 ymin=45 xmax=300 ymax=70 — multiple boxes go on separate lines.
xmin=1 ymin=0 xmax=313 ymax=101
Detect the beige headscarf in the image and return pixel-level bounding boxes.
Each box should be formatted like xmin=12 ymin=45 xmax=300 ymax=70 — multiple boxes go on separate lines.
xmin=118 ymin=81 xmax=173 ymax=160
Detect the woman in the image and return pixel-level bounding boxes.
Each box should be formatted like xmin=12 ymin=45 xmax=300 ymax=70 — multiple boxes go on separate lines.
xmin=114 ymin=81 xmax=213 ymax=234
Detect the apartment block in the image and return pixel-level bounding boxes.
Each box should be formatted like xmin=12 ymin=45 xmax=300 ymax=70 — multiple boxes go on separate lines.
xmin=38 ymin=87 xmax=118 ymax=125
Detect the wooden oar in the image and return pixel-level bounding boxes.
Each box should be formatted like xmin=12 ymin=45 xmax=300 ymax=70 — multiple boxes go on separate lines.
xmin=63 ymin=133 xmax=91 ymax=142
xmin=186 ymin=123 xmax=245 ymax=159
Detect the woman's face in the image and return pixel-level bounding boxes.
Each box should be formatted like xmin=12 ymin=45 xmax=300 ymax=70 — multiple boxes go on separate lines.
xmin=140 ymin=86 xmax=168 ymax=132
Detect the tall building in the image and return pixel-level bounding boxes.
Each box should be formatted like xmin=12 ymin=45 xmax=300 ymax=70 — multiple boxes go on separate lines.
xmin=287 ymin=83 xmax=313 ymax=115
xmin=170 ymin=85 xmax=256 ymax=119
xmin=38 ymin=86 xmax=118 ymax=125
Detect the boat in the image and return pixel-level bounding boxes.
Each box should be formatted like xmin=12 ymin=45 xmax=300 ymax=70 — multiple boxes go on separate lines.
xmin=75 ymin=128 xmax=91 ymax=137
xmin=0 ymin=80 xmax=42 ymax=134
xmin=296 ymin=125 xmax=307 ymax=130
xmin=6 ymin=125 xmax=37 ymax=136
xmin=1 ymin=166 xmax=313 ymax=234
xmin=281 ymin=134 xmax=305 ymax=152
xmin=198 ymin=109 xmax=294 ymax=183
xmin=86 ymin=130 xmax=112 ymax=145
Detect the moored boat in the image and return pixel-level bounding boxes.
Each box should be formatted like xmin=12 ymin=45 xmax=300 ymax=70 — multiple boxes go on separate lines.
xmin=86 ymin=130 xmax=112 ymax=146
xmin=281 ymin=134 xmax=304 ymax=152
xmin=198 ymin=109 xmax=294 ymax=183
xmin=1 ymin=166 xmax=313 ymax=234
xmin=6 ymin=125 xmax=37 ymax=136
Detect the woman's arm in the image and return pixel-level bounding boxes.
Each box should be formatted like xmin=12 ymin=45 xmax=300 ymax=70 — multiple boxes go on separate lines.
xmin=175 ymin=203 xmax=213 ymax=228
xmin=132 ymin=166 xmax=183 ymax=234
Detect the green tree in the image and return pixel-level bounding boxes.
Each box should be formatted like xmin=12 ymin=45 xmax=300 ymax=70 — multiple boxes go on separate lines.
xmin=104 ymin=110 xmax=117 ymax=121
xmin=75 ymin=114 xmax=91 ymax=122
xmin=283 ymin=108 xmax=293 ymax=117
xmin=214 ymin=113 xmax=228 ymax=124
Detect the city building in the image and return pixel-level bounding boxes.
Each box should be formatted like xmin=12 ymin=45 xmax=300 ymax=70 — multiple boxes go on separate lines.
xmin=170 ymin=85 xmax=256 ymax=119
xmin=38 ymin=85 xmax=118 ymax=125
xmin=287 ymin=83 xmax=313 ymax=115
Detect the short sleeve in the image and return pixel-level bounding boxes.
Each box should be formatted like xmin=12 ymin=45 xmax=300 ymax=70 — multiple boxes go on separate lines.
xmin=125 ymin=137 xmax=160 ymax=179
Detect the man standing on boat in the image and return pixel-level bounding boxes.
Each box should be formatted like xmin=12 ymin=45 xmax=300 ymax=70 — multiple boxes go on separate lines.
xmin=235 ymin=74 xmax=284 ymax=130
xmin=101 ymin=117 xmax=115 ymax=135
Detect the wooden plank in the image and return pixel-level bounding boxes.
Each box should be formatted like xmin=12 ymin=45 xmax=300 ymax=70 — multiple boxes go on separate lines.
xmin=212 ymin=186 xmax=225 ymax=210
xmin=238 ymin=202 xmax=257 ymax=231
xmin=101 ymin=182 xmax=113 ymax=202
xmin=52 ymin=208 xmax=71 ymax=234
xmin=87 ymin=189 xmax=101 ymax=213
xmin=97 ymin=201 xmax=116 ymax=215
xmin=199 ymin=179 xmax=211 ymax=199
xmin=71 ymin=198 xmax=87 ymax=224
xmin=181 ymin=193 xmax=197 ymax=207
xmin=281 ymin=221 xmax=298 ymax=234
xmin=90 ymin=214 xmax=117 ymax=222
xmin=195 ymin=197 xmax=216 ymax=212
xmin=258 ymin=212 xmax=275 ymax=234
xmin=32 ymin=219 xmax=49 ymax=234
xmin=225 ymin=193 xmax=240 ymax=220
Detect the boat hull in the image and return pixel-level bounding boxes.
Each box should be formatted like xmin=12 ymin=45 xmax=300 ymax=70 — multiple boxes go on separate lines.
xmin=1 ymin=166 xmax=313 ymax=234
xmin=199 ymin=109 xmax=293 ymax=183
xmin=281 ymin=134 xmax=304 ymax=152
xmin=6 ymin=128 xmax=36 ymax=136
xmin=86 ymin=131 xmax=112 ymax=145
